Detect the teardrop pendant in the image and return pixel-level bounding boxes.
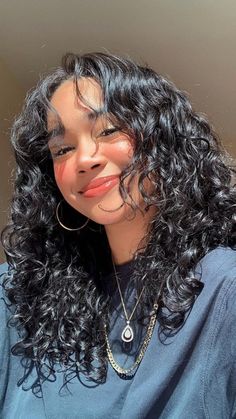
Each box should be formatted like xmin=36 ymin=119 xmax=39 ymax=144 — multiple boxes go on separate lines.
xmin=121 ymin=323 xmax=134 ymax=342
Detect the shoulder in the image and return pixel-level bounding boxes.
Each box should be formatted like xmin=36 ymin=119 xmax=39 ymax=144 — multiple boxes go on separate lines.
xmin=195 ymin=248 xmax=236 ymax=413
xmin=0 ymin=261 xmax=11 ymax=324
xmin=0 ymin=262 xmax=10 ymax=355
xmin=0 ymin=261 xmax=9 ymax=277
xmin=0 ymin=261 xmax=16 ymax=344
xmin=195 ymin=246 xmax=236 ymax=288
xmin=0 ymin=261 xmax=10 ymax=303
xmin=192 ymin=246 xmax=236 ymax=342
xmin=189 ymin=246 xmax=236 ymax=342
xmin=0 ymin=262 xmax=10 ymax=309
xmin=198 ymin=245 xmax=236 ymax=272
xmin=0 ymin=262 xmax=13 ymax=407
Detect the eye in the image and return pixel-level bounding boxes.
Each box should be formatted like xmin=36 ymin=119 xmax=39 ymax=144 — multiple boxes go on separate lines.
xmin=52 ymin=146 xmax=74 ymax=158
xmin=100 ymin=127 xmax=119 ymax=137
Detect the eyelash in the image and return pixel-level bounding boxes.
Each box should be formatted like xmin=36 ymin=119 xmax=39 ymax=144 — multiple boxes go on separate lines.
xmin=53 ymin=146 xmax=73 ymax=157
xmin=100 ymin=127 xmax=119 ymax=136
xmin=51 ymin=127 xmax=119 ymax=158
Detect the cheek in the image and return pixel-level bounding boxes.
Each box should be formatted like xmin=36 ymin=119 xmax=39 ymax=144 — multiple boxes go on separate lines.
xmin=53 ymin=161 xmax=74 ymax=192
xmin=108 ymin=138 xmax=134 ymax=163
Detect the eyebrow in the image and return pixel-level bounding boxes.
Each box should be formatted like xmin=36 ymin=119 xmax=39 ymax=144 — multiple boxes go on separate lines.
xmin=47 ymin=109 xmax=109 ymax=145
xmin=87 ymin=109 xmax=106 ymax=120
xmin=47 ymin=125 xmax=65 ymax=145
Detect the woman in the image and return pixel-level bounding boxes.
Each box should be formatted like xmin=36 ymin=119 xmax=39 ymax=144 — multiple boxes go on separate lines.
xmin=1 ymin=52 xmax=236 ymax=419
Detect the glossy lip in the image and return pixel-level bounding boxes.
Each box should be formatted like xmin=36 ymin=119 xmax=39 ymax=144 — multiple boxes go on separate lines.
xmin=80 ymin=175 xmax=120 ymax=193
xmin=81 ymin=177 xmax=119 ymax=198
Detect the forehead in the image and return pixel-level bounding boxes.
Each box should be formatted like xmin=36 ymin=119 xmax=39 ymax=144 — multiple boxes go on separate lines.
xmin=47 ymin=77 xmax=103 ymax=127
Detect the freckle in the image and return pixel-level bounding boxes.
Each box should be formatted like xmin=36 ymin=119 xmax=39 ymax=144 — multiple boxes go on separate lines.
xmin=54 ymin=161 xmax=66 ymax=183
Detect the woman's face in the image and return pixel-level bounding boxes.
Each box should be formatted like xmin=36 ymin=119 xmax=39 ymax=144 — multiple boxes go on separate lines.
xmin=47 ymin=78 xmax=152 ymax=226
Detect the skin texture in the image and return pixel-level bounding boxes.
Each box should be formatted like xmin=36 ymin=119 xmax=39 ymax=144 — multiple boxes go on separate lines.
xmin=47 ymin=78 xmax=156 ymax=265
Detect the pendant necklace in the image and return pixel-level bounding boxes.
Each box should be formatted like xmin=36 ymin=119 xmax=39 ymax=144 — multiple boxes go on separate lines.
xmin=111 ymin=256 xmax=145 ymax=343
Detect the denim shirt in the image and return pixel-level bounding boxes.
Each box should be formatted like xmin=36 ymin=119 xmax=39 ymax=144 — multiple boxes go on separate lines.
xmin=1 ymin=246 xmax=236 ymax=419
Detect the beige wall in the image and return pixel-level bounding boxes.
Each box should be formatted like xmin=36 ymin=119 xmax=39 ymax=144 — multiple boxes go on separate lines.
xmin=0 ymin=58 xmax=25 ymax=263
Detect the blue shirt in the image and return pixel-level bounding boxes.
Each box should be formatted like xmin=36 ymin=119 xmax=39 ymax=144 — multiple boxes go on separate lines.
xmin=1 ymin=246 xmax=236 ymax=418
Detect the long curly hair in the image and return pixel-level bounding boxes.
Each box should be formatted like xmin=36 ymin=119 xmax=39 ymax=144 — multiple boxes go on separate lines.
xmin=1 ymin=52 xmax=236 ymax=392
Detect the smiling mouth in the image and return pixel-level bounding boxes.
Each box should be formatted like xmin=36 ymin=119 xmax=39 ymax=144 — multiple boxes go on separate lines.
xmin=80 ymin=175 xmax=120 ymax=193
xmin=79 ymin=177 xmax=119 ymax=198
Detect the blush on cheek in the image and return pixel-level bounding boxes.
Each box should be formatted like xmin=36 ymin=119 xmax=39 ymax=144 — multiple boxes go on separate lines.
xmin=111 ymin=140 xmax=134 ymax=161
xmin=54 ymin=161 xmax=67 ymax=186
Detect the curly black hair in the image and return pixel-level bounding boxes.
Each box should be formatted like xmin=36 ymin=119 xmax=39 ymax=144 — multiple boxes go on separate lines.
xmin=1 ymin=52 xmax=236 ymax=394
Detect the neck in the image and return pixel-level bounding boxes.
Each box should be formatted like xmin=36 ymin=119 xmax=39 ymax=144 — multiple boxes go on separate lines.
xmin=105 ymin=205 xmax=156 ymax=266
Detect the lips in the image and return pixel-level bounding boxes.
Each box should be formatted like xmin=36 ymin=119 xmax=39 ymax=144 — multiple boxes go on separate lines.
xmin=80 ymin=175 xmax=120 ymax=193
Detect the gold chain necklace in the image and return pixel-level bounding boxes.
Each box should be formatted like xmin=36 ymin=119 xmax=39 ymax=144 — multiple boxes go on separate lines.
xmin=104 ymin=302 xmax=159 ymax=376
xmin=111 ymin=256 xmax=145 ymax=343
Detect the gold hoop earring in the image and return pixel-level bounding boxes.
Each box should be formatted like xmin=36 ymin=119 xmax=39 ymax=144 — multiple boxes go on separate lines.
xmin=56 ymin=201 xmax=90 ymax=231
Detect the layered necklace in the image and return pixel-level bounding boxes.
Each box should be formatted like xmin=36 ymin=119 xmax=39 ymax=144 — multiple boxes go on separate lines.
xmin=104 ymin=257 xmax=159 ymax=377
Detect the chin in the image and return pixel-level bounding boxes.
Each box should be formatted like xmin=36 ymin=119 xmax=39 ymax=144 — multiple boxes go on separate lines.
xmin=90 ymin=211 xmax=126 ymax=226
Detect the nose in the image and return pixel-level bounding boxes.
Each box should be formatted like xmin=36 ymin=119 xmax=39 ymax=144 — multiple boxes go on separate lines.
xmin=75 ymin=135 xmax=105 ymax=173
